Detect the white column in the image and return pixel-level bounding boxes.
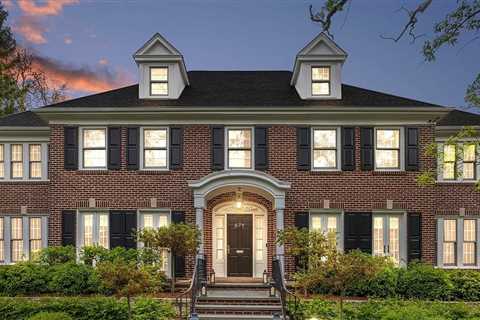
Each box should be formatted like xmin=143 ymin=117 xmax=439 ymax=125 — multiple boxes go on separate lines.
xmin=195 ymin=207 xmax=204 ymax=254
xmin=275 ymin=196 xmax=285 ymax=271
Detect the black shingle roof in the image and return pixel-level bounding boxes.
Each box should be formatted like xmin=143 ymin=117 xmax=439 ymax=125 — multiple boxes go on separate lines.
xmin=41 ymin=71 xmax=444 ymax=108
xmin=437 ymin=109 xmax=480 ymax=126
xmin=0 ymin=111 xmax=47 ymax=127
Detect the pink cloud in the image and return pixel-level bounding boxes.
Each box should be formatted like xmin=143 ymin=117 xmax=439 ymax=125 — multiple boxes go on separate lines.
xmin=2 ymin=0 xmax=14 ymax=9
xmin=31 ymin=54 xmax=134 ymax=94
xmin=13 ymin=16 xmax=47 ymax=44
xmin=98 ymin=58 xmax=108 ymax=65
xmin=18 ymin=0 xmax=79 ymax=16
xmin=64 ymin=36 xmax=72 ymax=44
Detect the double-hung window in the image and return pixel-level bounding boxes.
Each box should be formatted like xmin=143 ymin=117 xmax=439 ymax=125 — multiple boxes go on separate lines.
xmin=29 ymin=145 xmax=42 ymax=179
xmin=440 ymin=143 xmax=478 ymax=181
xmin=227 ymin=128 xmax=253 ymax=169
xmin=29 ymin=217 xmax=42 ymax=255
xmin=442 ymin=145 xmax=457 ymax=180
xmin=311 ymin=66 xmax=330 ymax=96
xmin=443 ymin=219 xmax=457 ymax=266
xmin=310 ymin=212 xmax=343 ymax=250
xmin=375 ymin=128 xmax=401 ymax=170
xmin=11 ymin=144 xmax=23 ymax=179
xmin=0 ymin=218 xmax=4 ymax=263
xmin=150 ymin=67 xmax=168 ymax=96
xmin=11 ymin=218 xmax=23 ymax=262
xmin=463 ymin=144 xmax=476 ymax=180
xmin=312 ymin=128 xmax=338 ymax=170
xmin=80 ymin=212 xmax=109 ymax=249
xmin=143 ymin=128 xmax=168 ymax=169
xmin=82 ymin=129 xmax=107 ymax=169
xmin=463 ymin=219 xmax=477 ymax=265
xmin=0 ymin=144 xmax=4 ymax=179
xmin=139 ymin=212 xmax=170 ymax=273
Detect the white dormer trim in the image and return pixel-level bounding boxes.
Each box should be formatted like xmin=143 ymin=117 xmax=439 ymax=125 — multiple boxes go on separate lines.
xmin=134 ymin=33 xmax=189 ymax=99
xmin=291 ymin=33 xmax=347 ymax=100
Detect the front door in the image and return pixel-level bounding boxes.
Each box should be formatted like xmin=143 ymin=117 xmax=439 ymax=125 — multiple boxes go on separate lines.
xmin=227 ymin=214 xmax=253 ymax=277
xmin=373 ymin=215 xmax=401 ymax=264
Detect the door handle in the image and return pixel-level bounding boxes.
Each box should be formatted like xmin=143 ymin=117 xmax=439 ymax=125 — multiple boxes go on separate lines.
xmin=227 ymin=245 xmax=230 ymax=254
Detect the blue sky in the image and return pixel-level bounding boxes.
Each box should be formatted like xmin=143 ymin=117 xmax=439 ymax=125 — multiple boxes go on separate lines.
xmin=4 ymin=0 xmax=478 ymax=109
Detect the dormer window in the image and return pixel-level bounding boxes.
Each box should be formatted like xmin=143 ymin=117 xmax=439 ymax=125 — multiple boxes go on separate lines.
xmin=311 ymin=66 xmax=331 ymax=96
xmin=150 ymin=67 xmax=168 ymax=96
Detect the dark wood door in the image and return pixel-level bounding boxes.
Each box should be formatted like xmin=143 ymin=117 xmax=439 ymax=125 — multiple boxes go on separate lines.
xmin=227 ymin=214 xmax=253 ymax=277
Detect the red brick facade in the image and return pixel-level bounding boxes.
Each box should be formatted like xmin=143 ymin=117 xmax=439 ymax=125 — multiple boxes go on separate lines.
xmin=2 ymin=123 xmax=480 ymax=274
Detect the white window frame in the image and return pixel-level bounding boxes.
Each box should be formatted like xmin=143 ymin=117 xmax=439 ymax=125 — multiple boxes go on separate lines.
xmin=138 ymin=209 xmax=172 ymax=277
xmin=311 ymin=66 xmax=331 ymax=96
xmin=372 ymin=211 xmax=407 ymax=266
xmin=437 ymin=216 xmax=480 ymax=269
xmin=374 ymin=127 xmax=405 ymax=171
xmin=309 ymin=209 xmax=344 ymax=251
xmin=311 ymin=127 xmax=341 ymax=171
xmin=225 ymin=127 xmax=254 ymax=170
xmin=79 ymin=127 xmax=108 ymax=170
xmin=29 ymin=144 xmax=42 ymax=180
xmin=76 ymin=211 xmax=110 ymax=251
xmin=0 ymin=143 xmax=48 ymax=181
xmin=0 ymin=215 xmax=48 ymax=264
xmin=437 ymin=141 xmax=480 ymax=183
xmin=149 ymin=66 xmax=169 ymax=97
xmin=0 ymin=144 xmax=4 ymax=179
xmin=140 ymin=127 xmax=169 ymax=171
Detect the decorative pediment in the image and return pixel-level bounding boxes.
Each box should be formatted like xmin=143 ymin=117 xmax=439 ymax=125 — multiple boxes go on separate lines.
xmin=134 ymin=33 xmax=182 ymax=58
xmin=297 ymin=33 xmax=347 ymax=59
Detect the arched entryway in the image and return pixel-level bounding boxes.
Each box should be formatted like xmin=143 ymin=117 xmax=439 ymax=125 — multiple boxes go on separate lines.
xmin=188 ymin=170 xmax=291 ymax=277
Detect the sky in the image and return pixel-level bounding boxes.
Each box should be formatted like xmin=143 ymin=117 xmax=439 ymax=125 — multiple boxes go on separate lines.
xmin=2 ymin=0 xmax=479 ymax=109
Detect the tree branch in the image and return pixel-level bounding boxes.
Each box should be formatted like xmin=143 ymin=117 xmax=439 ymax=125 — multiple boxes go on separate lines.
xmin=309 ymin=0 xmax=350 ymax=37
xmin=380 ymin=0 xmax=433 ymax=43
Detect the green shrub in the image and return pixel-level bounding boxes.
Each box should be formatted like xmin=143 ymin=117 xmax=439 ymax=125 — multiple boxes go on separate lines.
xmin=0 ymin=263 xmax=51 ymax=296
xmin=396 ymin=263 xmax=453 ymax=300
xmin=132 ymin=297 xmax=177 ymax=320
xmin=80 ymin=246 xmax=141 ymax=266
xmin=36 ymin=246 xmax=76 ymax=266
xmin=49 ymin=263 xmax=102 ymax=295
xmin=28 ymin=312 xmax=73 ymax=320
xmin=381 ymin=303 xmax=447 ymax=320
xmin=366 ymin=267 xmax=400 ymax=298
xmin=449 ymin=269 xmax=480 ymax=301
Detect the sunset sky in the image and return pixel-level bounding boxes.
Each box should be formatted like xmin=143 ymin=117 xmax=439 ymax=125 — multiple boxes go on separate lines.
xmin=2 ymin=0 xmax=478 ymax=109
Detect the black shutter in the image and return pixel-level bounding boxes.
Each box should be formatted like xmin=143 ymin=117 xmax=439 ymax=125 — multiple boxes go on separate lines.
xmin=407 ymin=213 xmax=421 ymax=263
xmin=295 ymin=212 xmax=309 ymax=230
xmin=108 ymin=127 xmax=121 ymax=170
xmin=109 ymin=211 xmax=137 ymax=249
xmin=254 ymin=127 xmax=268 ymax=171
xmin=64 ymin=127 xmax=78 ymax=170
xmin=297 ymin=127 xmax=311 ymax=171
xmin=172 ymin=211 xmax=186 ymax=278
xmin=62 ymin=210 xmax=76 ymax=246
xmin=170 ymin=127 xmax=183 ymax=170
xmin=344 ymin=212 xmax=372 ymax=253
xmin=126 ymin=127 xmax=139 ymax=170
xmin=360 ymin=127 xmax=374 ymax=170
xmin=406 ymin=127 xmax=419 ymax=171
xmin=342 ymin=127 xmax=355 ymax=171
xmin=211 ymin=126 xmax=224 ymax=171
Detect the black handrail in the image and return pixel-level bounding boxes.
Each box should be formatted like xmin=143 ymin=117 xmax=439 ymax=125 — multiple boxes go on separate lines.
xmin=272 ymin=255 xmax=302 ymax=320
xmin=175 ymin=254 xmax=207 ymax=319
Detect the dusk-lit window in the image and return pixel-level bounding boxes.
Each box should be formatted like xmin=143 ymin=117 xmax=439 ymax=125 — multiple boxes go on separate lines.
xmin=11 ymin=218 xmax=23 ymax=263
xmin=463 ymin=144 xmax=476 ymax=180
xmin=29 ymin=217 xmax=42 ymax=255
xmin=463 ymin=219 xmax=476 ymax=265
xmin=0 ymin=144 xmax=4 ymax=179
xmin=227 ymin=128 xmax=252 ymax=169
xmin=375 ymin=129 xmax=400 ymax=169
xmin=143 ymin=129 xmax=168 ymax=169
xmin=82 ymin=129 xmax=107 ymax=168
xmin=443 ymin=219 xmax=457 ymax=266
xmin=29 ymin=145 xmax=42 ymax=179
xmin=11 ymin=144 xmax=23 ymax=178
xmin=311 ymin=67 xmax=330 ymax=96
xmin=313 ymin=129 xmax=337 ymax=169
xmin=443 ymin=145 xmax=456 ymax=180
xmin=150 ymin=67 xmax=168 ymax=96
xmin=81 ymin=212 xmax=109 ymax=249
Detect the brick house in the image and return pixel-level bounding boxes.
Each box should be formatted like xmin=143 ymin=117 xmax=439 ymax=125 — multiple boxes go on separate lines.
xmin=1 ymin=32 xmax=479 ymax=279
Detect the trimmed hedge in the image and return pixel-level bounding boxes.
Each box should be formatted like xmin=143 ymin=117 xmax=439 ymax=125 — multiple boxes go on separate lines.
xmin=27 ymin=312 xmax=73 ymax=320
xmin=293 ymin=299 xmax=480 ymax=320
xmin=0 ymin=297 xmax=176 ymax=320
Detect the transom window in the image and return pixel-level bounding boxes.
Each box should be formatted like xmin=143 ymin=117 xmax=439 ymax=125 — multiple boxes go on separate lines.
xmin=227 ymin=128 xmax=252 ymax=169
xmin=143 ymin=128 xmax=168 ymax=169
xmin=312 ymin=128 xmax=338 ymax=169
xmin=11 ymin=144 xmax=23 ymax=179
xmin=440 ymin=143 xmax=478 ymax=181
xmin=80 ymin=212 xmax=109 ymax=249
xmin=29 ymin=145 xmax=42 ymax=179
xmin=311 ymin=66 xmax=330 ymax=96
xmin=150 ymin=67 xmax=168 ymax=96
xmin=82 ymin=129 xmax=107 ymax=169
xmin=375 ymin=129 xmax=401 ymax=169
xmin=0 ymin=144 xmax=4 ymax=179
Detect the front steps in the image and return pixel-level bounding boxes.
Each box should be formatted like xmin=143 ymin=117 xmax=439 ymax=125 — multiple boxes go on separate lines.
xmin=195 ymin=282 xmax=284 ymax=319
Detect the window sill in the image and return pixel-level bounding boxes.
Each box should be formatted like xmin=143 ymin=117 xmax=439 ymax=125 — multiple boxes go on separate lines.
xmin=438 ymin=265 xmax=480 ymax=270
xmin=372 ymin=170 xmax=407 ymax=176
xmin=310 ymin=170 xmax=342 ymax=175
xmin=75 ymin=170 xmax=110 ymax=175
xmin=138 ymin=170 xmax=171 ymax=175
xmin=0 ymin=179 xmax=50 ymax=184
xmin=436 ymin=180 xmax=478 ymax=185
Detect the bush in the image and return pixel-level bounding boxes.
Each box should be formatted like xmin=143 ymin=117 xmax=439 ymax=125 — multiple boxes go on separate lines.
xmin=49 ymin=263 xmax=102 ymax=295
xmin=36 ymin=246 xmax=76 ymax=266
xmin=0 ymin=263 xmax=51 ymax=296
xmin=397 ymin=263 xmax=454 ymax=300
xmin=448 ymin=269 xmax=480 ymax=301
xmin=28 ymin=312 xmax=73 ymax=320
xmin=0 ymin=297 xmax=176 ymax=320
xmin=80 ymin=246 xmax=141 ymax=266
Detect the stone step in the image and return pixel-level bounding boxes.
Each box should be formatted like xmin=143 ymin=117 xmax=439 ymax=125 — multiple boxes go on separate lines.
xmin=205 ymin=289 xmax=274 ymax=299
xmin=198 ymin=298 xmax=281 ymax=305
xmin=198 ymin=314 xmax=285 ymax=320
xmin=196 ymin=304 xmax=282 ymax=316
xmin=209 ymin=283 xmax=270 ymax=290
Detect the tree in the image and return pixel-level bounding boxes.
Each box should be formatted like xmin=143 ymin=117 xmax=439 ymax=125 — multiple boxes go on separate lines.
xmin=0 ymin=4 xmax=66 ymax=116
xmin=309 ymin=0 xmax=480 ymax=109
xmin=137 ymin=223 xmax=201 ymax=293
xmin=96 ymin=259 xmax=163 ymax=320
